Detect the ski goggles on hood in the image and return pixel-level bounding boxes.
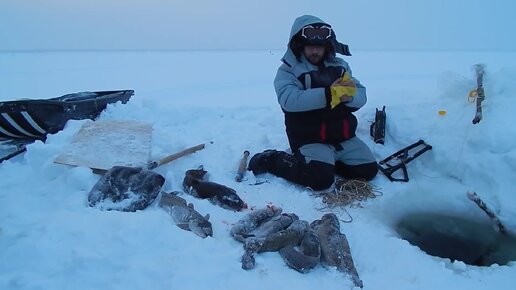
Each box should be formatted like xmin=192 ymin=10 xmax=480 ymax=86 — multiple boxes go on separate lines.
xmin=301 ymin=25 xmax=333 ymax=40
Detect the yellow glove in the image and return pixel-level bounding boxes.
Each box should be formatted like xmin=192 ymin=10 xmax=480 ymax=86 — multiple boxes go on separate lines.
xmin=330 ymin=72 xmax=356 ymax=109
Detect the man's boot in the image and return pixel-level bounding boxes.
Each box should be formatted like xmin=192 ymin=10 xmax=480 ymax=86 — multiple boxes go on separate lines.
xmin=248 ymin=150 xmax=334 ymax=190
xmin=248 ymin=150 xmax=283 ymax=175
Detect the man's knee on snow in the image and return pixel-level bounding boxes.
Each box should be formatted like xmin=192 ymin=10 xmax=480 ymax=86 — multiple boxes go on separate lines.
xmin=249 ymin=150 xmax=334 ymax=190
xmin=303 ymin=161 xmax=334 ymax=190
xmin=335 ymin=161 xmax=378 ymax=181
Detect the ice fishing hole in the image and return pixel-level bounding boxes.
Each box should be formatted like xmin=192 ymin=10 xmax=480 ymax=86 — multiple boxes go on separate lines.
xmin=396 ymin=212 xmax=516 ymax=266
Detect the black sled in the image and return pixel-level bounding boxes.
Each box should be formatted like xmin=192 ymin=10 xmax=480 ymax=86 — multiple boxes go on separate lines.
xmin=0 ymin=90 xmax=133 ymax=141
xmin=0 ymin=90 xmax=133 ymax=163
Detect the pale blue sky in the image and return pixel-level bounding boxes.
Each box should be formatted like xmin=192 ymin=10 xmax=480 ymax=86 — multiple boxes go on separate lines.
xmin=0 ymin=0 xmax=514 ymax=51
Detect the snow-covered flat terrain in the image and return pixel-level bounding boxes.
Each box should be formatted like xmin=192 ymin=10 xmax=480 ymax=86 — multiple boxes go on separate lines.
xmin=1 ymin=50 xmax=515 ymax=290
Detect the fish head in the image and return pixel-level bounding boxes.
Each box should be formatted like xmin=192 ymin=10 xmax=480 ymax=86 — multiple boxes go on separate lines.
xmin=183 ymin=168 xmax=207 ymax=188
xmin=225 ymin=195 xmax=246 ymax=211
xmin=321 ymin=213 xmax=340 ymax=227
xmin=311 ymin=213 xmax=341 ymax=233
xmin=186 ymin=168 xmax=207 ymax=180
xmin=266 ymin=203 xmax=283 ymax=216
xmin=190 ymin=219 xmax=213 ymax=238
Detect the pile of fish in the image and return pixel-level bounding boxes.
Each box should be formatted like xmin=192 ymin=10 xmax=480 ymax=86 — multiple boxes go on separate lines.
xmin=231 ymin=207 xmax=363 ymax=288
xmin=88 ymin=164 xmax=362 ymax=287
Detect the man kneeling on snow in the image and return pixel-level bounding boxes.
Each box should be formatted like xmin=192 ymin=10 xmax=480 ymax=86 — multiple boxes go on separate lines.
xmin=248 ymin=15 xmax=378 ymax=190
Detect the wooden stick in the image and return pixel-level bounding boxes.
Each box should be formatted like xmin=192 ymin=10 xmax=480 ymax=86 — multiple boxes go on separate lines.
xmin=235 ymin=150 xmax=250 ymax=182
xmin=467 ymin=191 xmax=507 ymax=235
xmin=147 ymin=143 xmax=205 ymax=169
xmin=92 ymin=143 xmax=205 ymax=175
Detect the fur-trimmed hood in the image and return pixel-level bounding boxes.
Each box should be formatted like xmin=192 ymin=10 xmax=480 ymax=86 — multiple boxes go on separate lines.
xmin=281 ymin=15 xmax=351 ymax=67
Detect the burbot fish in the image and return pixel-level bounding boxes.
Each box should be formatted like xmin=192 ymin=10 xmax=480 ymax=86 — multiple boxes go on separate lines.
xmin=159 ymin=191 xmax=213 ymax=238
xmin=183 ymin=167 xmax=246 ymax=211
xmin=279 ymin=228 xmax=321 ymax=273
xmin=311 ymin=213 xmax=363 ymax=288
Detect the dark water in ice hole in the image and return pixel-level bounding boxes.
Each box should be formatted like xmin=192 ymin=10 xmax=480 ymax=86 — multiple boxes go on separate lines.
xmin=397 ymin=212 xmax=516 ymax=266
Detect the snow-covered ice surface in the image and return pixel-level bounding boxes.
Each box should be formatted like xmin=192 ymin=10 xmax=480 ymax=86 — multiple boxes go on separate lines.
xmin=1 ymin=50 xmax=515 ymax=290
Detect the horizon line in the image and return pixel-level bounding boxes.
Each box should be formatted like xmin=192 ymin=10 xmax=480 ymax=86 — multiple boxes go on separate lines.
xmin=1 ymin=48 xmax=516 ymax=53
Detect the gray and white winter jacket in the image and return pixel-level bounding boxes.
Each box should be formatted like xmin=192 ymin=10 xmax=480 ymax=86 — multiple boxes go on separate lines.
xmin=274 ymin=15 xmax=367 ymax=151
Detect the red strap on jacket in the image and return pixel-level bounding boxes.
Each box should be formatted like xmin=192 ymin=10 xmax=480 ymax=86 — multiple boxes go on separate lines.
xmin=342 ymin=119 xmax=350 ymax=139
xmin=320 ymin=123 xmax=327 ymax=141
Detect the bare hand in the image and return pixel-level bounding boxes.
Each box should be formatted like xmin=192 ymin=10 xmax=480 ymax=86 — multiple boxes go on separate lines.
xmin=340 ymin=95 xmax=353 ymax=102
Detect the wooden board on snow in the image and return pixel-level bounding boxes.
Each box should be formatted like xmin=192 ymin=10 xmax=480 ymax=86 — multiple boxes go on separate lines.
xmin=54 ymin=120 xmax=152 ymax=171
